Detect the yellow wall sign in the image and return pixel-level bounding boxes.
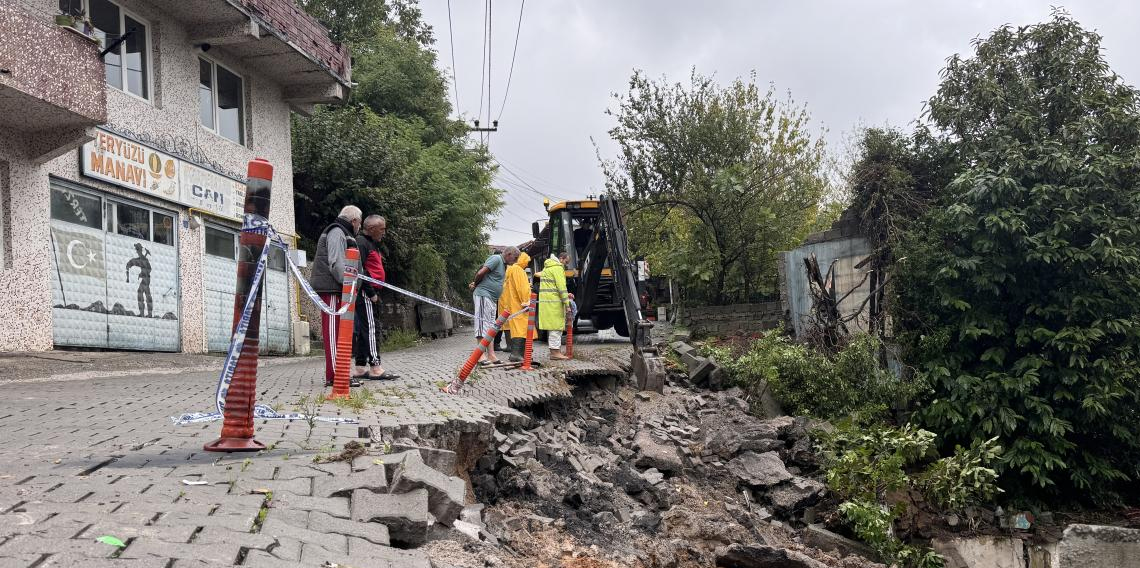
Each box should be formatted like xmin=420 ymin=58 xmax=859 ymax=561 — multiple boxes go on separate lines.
xmin=81 ymin=129 xmax=245 ymax=220
xmin=83 ymin=130 xmax=179 ymax=199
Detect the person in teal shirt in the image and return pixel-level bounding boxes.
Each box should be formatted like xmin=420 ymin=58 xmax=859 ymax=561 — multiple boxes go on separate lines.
xmin=469 ymin=247 xmax=519 ymax=364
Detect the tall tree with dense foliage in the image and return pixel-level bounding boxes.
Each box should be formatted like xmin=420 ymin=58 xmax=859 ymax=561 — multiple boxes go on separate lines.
xmin=601 ymin=70 xmax=833 ymax=304
xmin=895 ymin=12 xmax=1140 ymax=500
xmin=294 ymin=0 xmax=500 ymax=300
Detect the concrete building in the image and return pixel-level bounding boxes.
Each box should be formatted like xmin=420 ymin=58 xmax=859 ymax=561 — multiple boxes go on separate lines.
xmin=0 ymin=0 xmax=349 ymax=353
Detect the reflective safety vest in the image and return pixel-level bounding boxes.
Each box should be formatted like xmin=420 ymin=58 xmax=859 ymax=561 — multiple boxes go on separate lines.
xmin=537 ymin=257 xmax=569 ymax=331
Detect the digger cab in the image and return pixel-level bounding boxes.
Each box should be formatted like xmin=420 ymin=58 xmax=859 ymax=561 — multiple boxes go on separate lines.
xmin=529 ymin=199 xmax=641 ymax=336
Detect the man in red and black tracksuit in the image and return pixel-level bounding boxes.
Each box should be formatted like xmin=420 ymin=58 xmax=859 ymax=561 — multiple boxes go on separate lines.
xmin=353 ymin=215 xmax=401 ymax=380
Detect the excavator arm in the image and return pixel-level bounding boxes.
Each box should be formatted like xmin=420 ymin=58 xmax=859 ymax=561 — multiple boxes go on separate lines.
xmin=598 ymin=195 xmax=666 ymax=392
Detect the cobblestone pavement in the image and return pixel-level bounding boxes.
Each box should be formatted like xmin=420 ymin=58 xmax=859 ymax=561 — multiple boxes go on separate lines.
xmin=0 ymin=330 xmax=631 ymax=567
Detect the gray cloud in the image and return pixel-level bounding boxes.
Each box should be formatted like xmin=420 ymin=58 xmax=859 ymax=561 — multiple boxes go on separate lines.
xmin=419 ymin=1 xmax=1140 ymax=246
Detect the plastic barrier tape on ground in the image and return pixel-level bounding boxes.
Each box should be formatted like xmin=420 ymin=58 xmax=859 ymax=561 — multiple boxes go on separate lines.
xmin=171 ymin=215 xmax=357 ymax=426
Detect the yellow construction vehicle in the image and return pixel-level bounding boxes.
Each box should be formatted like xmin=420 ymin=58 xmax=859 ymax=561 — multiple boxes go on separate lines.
xmin=525 ymin=194 xmax=666 ymax=391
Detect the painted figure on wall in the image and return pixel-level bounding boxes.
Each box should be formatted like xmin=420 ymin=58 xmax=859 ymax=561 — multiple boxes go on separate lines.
xmin=126 ymin=243 xmax=153 ymax=318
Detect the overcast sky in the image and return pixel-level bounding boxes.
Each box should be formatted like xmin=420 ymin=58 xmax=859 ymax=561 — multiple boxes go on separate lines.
xmin=417 ymin=1 xmax=1140 ymax=246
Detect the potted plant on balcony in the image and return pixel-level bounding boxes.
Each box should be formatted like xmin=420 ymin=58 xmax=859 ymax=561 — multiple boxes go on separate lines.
xmin=54 ymin=11 xmax=75 ymax=27
xmin=56 ymin=9 xmax=98 ymax=44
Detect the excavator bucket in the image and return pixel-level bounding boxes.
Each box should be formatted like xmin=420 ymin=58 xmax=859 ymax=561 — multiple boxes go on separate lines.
xmin=632 ymin=347 xmax=666 ymax=393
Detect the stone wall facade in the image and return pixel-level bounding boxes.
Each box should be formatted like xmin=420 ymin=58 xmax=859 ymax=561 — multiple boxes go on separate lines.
xmin=682 ymin=302 xmax=783 ymax=337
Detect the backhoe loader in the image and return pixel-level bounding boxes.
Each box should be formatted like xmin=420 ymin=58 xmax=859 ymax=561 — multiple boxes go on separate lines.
xmin=524 ymin=194 xmax=666 ymax=391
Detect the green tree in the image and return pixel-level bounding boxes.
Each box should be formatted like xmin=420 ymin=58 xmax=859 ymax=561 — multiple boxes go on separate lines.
xmin=294 ymin=0 xmax=500 ymax=300
xmin=602 ymin=70 xmax=832 ymax=304
xmin=896 ymin=12 xmax=1140 ymax=500
xmin=297 ymin=0 xmax=432 ymax=46
xmin=351 ymin=26 xmax=456 ymax=143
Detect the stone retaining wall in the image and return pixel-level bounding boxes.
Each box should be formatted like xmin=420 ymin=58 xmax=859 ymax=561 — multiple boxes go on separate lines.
xmin=682 ymin=302 xmax=783 ymax=336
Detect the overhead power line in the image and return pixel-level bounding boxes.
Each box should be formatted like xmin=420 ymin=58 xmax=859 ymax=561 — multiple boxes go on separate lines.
xmin=486 ymin=0 xmax=493 ymax=150
xmin=494 ymin=156 xmax=581 ymax=197
xmin=446 ymin=0 xmax=461 ymax=115
xmin=494 ymin=162 xmax=567 ymax=202
xmin=496 ymin=0 xmax=525 ymax=122
xmin=477 ymin=0 xmax=489 ymax=144
xmin=494 ymin=161 xmax=573 ymax=202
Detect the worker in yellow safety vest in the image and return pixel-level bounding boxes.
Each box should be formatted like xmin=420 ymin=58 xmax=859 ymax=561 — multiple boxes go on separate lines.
xmin=538 ymin=251 xmax=573 ymax=360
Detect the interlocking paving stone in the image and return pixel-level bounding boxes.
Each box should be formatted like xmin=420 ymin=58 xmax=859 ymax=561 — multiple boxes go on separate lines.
xmin=241 ymin=549 xmax=308 ymax=568
xmin=35 ymin=554 xmax=169 ymax=567
xmin=0 ymin=331 xmax=631 ymax=566
xmin=351 ymin=488 xmax=432 ymax=546
xmin=308 ymin=510 xmax=390 ymax=546
xmin=119 ymin=539 xmax=243 ymax=564
xmin=388 ymin=451 xmax=465 ymax=526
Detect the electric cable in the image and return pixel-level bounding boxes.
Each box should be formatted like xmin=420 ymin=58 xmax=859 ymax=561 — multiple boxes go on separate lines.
xmin=477 ymin=0 xmax=489 ymax=144
xmin=496 ymin=0 xmax=526 ymax=122
xmin=446 ymin=0 xmax=461 ymax=116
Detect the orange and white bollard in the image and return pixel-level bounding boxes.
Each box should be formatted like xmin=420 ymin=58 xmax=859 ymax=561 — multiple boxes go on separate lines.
xmin=521 ymin=292 xmax=538 ymax=370
xmin=204 ymin=158 xmax=274 ymax=453
xmin=328 ymin=247 xmax=360 ymax=400
xmin=565 ymin=307 xmax=574 ymax=359
xmin=445 ymin=310 xmax=510 ymax=393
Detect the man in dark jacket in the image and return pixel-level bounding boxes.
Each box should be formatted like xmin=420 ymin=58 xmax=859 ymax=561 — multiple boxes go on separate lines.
xmin=309 ymin=205 xmax=362 ymax=386
xmin=353 ymin=215 xmax=400 ymax=380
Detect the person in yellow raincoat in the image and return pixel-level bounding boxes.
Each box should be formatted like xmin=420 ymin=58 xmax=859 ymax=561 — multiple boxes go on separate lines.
xmin=538 ymin=251 xmax=573 ymax=360
xmin=498 ymin=251 xmax=532 ymax=361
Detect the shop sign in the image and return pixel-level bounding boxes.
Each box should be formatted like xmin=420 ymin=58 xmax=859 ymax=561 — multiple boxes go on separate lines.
xmin=180 ymin=162 xmax=245 ymax=220
xmin=82 ymin=129 xmax=244 ymax=220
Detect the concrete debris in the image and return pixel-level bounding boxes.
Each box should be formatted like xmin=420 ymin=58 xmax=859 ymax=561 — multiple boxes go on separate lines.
xmin=726 ymin=451 xmax=793 ymax=487
xmin=633 ymin=429 xmax=684 ymax=473
xmin=388 ymin=451 xmax=466 ymax=526
xmin=714 ymin=543 xmax=829 ymax=568
xmin=350 ymin=488 xmax=433 ymax=547
xmin=766 ymin=477 xmax=826 ymax=514
xmin=803 ymin=524 xmax=878 ymax=560
xmin=455 ymin=351 xmax=884 ymax=568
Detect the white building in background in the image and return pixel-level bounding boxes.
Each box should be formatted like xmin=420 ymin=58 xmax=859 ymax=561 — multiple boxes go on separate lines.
xmin=0 ymin=0 xmax=350 ymax=353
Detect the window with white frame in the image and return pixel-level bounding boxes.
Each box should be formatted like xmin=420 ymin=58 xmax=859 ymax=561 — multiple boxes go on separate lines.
xmin=60 ymin=0 xmax=150 ymax=100
xmin=199 ymin=58 xmax=245 ymax=145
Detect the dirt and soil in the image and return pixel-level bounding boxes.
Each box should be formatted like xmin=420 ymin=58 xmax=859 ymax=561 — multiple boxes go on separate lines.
xmin=417 ymin=365 xmax=886 ymax=568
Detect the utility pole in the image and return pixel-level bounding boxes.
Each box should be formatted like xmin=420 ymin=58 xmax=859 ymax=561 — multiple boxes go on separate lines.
xmin=470 ymin=119 xmax=498 ymax=133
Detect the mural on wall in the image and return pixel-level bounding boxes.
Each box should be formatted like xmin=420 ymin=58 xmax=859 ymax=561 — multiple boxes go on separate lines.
xmin=126 ymin=243 xmax=153 ymax=318
xmin=51 ymin=225 xmax=107 ymax=313
xmin=51 ymin=228 xmax=178 ymax=321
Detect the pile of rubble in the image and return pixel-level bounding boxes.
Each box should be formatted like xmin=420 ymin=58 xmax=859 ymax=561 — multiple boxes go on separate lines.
xmin=445 ymin=378 xmax=884 ymax=568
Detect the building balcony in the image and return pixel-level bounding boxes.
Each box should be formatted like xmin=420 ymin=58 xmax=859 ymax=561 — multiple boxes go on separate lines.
xmin=162 ymin=0 xmax=351 ymax=115
xmin=0 ymin=3 xmax=108 ymax=163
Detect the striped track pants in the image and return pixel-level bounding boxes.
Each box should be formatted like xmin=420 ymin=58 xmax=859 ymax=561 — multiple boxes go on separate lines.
xmin=320 ymin=293 xmax=343 ymax=382
xmin=353 ymin=296 xmax=381 ymax=367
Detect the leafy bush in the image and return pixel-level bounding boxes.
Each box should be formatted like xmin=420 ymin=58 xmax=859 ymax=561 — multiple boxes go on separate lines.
xmin=894 ymin=12 xmax=1140 ymax=500
xmin=819 ymin=422 xmax=1002 ymax=568
xmin=381 ymin=328 xmax=420 ymax=352
xmin=711 ymin=330 xmax=905 ymax=420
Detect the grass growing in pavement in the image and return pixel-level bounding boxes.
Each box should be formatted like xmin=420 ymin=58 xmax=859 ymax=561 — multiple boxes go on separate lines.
xmin=326 ymin=387 xmax=377 ymax=412
xmin=380 ymin=328 xmax=420 ymax=352
xmin=250 ymin=491 xmax=274 ymax=534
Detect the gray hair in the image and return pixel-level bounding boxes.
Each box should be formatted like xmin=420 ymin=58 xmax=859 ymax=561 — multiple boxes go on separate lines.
xmin=338 ymin=205 xmax=362 ymax=222
xmin=363 ymin=214 xmax=386 ymax=228
xmin=504 ymin=246 xmax=520 ymax=258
